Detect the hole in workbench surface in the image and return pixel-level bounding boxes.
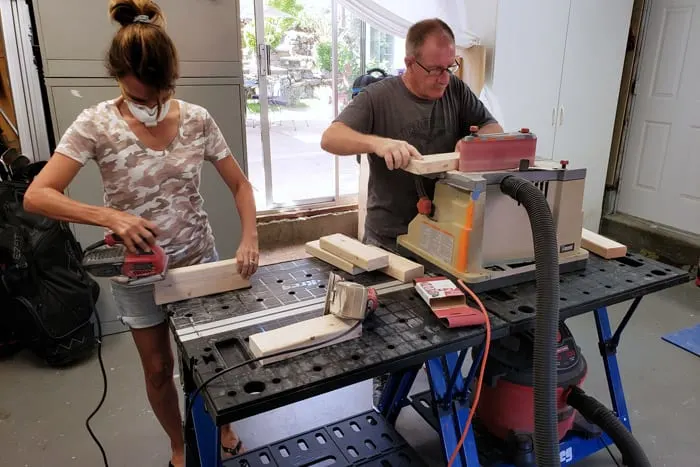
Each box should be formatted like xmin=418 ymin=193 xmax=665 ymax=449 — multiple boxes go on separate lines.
xmin=560 ymin=297 xmax=568 ymax=301
xmin=215 ymin=367 xmax=223 ymax=373
xmin=278 ymin=446 xmax=289 ymax=457
xmin=347 ymin=447 xmax=359 ymax=458
xmin=315 ymin=433 xmax=327 ymax=445
xmin=202 ymin=354 xmax=215 ymax=365
xmin=350 ymin=422 xmax=361 ymax=432
xmin=366 ymin=415 xmax=378 ymax=425
xmin=420 ymin=335 xmax=428 ymax=340
xmin=185 ymin=313 xmax=193 ymax=318
xmin=583 ymin=291 xmax=590 ymax=295
xmin=244 ymin=381 xmax=265 ymax=395
xmin=387 ymin=344 xmax=395 ymax=350
xmin=489 ymin=289 xmax=515 ymax=302
xmin=616 ymin=256 xmax=643 ymax=267
xmin=319 ymin=284 xmax=326 ymax=289
xmin=420 ymin=399 xmax=431 ymax=408
xmin=351 ymin=354 xmax=360 ymax=360
xmin=203 ymin=347 xmax=212 ymax=352
xmin=259 ymin=452 xmax=271 ymax=464
xmin=288 ymin=291 xmax=296 ymax=295
xmin=600 ymin=268 xmax=606 ymax=272
xmin=297 ymin=440 xmax=308 ymax=451
xmin=365 ymin=440 xmax=376 ymax=450
xmin=306 ymin=273 xmax=313 ymax=278
xmin=579 ymin=273 xmax=586 ymax=278
xmin=333 ymin=428 xmax=344 ymax=438
xmin=276 ymin=279 xmax=283 ymax=283
xmin=272 ymin=378 xmax=281 ymax=384
xmin=605 ymin=285 xmax=612 ymax=289
xmin=626 ymin=279 xmax=634 ymax=283
xmin=313 ymin=365 xmax=322 ymax=372
xmin=518 ymin=305 xmax=535 ymax=314
xmin=381 ymin=433 xmax=393 ymax=443
xmin=398 ymin=318 xmax=406 ymax=323
xmin=256 ymin=298 xmax=264 ymax=302
xmin=227 ymin=390 xmax=237 ymax=397
xmin=221 ymin=305 xmax=230 ymax=310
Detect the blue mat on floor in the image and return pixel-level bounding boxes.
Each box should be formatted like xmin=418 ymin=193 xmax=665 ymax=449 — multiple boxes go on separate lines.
xmin=662 ymin=324 xmax=700 ymax=357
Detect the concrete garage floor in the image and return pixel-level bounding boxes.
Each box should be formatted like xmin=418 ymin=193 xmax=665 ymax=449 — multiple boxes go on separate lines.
xmin=1 ymin=279 xmax=698 ymax=467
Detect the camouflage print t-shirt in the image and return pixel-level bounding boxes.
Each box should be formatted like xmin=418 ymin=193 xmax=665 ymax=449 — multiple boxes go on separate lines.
xmin=55 ymin=98 xmax=230 ymax=268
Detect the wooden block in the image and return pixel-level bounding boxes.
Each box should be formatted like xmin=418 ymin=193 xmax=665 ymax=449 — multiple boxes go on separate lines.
xmin=154 ymin=259 xmax=250 ymax=305
xmin=581 ymin=228 xmax=627 ymax=259
xmin=319 ymin=233 xmax=389 ymax=271
xmin=366 ymin=245 xmax=424 ymax=282
xmin=403 ymin=152 xmax=459 ymax=175
xmin=305 ymin=240 xmax=364 ymax=275
xmin=248 ymin=314 xmax=362 ymax=365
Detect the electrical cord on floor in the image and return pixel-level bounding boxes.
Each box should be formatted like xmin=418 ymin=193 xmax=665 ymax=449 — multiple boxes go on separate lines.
xmin=600 ymin=438 xmax=623 ymax=467
xmin=446 ymin=280 xmax=491 ymax=467
xmin=86 ymin=309 xmax=109 ymax=467
xmin=184 ymin=319 xmax=363 ymax=436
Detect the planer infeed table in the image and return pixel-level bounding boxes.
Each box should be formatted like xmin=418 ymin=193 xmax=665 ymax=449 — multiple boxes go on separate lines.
xmin=166 ymin=252 xmax=690 ymax=467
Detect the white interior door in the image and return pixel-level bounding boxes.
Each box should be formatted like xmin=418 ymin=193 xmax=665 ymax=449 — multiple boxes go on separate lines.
xmin=492 ymin=0 xmax=570 ymax=160
xmin=617 ymin=0 xmax=700 ymax=234
xmin=552 ymin=0 xmax=633 ymax=231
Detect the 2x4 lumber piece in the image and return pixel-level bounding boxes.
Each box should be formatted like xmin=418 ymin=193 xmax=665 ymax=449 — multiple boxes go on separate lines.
xmin=366 ymin=245 xmax=425 ymax=283
xmin=305 ymin=240 xmax=364 ymax=275
xmin=248 ymin=314 xmax=362 ymax=365
xmin=581 ymin=228 xmax=627 ymax=259
xmin=319 ymin=233 xmax=389 ymax=271
xmin=403 ymin=152 xmax=459 ymax=175
xmin=154 ymin=259 xmax=250 ymax=305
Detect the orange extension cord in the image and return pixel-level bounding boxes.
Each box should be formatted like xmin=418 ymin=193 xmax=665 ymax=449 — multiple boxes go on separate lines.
xmin=446 ymin=280 xmax=492 ymax=467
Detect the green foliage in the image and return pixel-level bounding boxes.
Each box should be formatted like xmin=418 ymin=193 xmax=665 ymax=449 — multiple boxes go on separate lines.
xmin=243 ymin=0 xmax=304 ymax=50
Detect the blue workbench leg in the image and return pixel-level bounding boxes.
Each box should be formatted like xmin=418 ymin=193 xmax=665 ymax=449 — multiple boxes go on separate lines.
xmin=377 ymin=365 xmax=421 ymax=425
xmin=594 ymin=306 xmax=632 ymax=431
xmin=189 ymin=391 xmax=221 ymax=467
xmin=425 ymin=347 xmax=483 ymax=467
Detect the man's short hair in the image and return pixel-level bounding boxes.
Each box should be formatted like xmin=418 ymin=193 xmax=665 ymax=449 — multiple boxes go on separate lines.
xmin=405 ymin=19 xmax=455 ymax=58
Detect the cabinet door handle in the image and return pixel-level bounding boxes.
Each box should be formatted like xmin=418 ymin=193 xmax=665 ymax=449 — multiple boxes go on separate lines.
xmin=552 ymin=107 xmax=556 ymax=126
xmin=559 ymin=105 xmax=564 ymax=126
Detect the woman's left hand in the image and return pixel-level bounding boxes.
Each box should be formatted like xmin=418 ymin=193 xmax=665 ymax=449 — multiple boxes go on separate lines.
xmin=236 ymin=236 xmax=259 ymax=279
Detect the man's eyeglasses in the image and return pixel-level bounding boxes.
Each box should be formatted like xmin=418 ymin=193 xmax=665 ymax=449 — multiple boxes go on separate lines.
xmin=415 ymin=60 xmax=460 ymax=76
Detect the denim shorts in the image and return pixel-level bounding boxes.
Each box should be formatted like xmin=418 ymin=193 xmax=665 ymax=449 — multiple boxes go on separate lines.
xmin=112 ymin=248 xmax=219 ymax=330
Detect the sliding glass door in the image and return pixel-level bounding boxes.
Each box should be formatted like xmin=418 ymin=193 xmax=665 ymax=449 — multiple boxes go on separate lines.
xmin=239 ymin=0 xmax=405 ymax=212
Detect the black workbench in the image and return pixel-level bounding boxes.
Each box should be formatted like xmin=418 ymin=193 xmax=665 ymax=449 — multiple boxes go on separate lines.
xmin=167 ymin=251 xmax=690 ymax=466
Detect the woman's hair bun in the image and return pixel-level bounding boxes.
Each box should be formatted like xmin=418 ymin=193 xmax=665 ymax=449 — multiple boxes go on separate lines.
xmin=109 ymin=0 xmax=165 ymax=28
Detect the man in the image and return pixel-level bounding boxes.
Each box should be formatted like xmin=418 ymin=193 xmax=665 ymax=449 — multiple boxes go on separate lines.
xmin=320 ymin=18 xmax=503 ymax=408
xmin=321 ymin=18 xmax=503 ymax=251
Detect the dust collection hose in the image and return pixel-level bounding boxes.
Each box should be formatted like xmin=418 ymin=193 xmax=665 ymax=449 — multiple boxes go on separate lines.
xmin=567 ymin=386 xmax=652 ymax=467
xmin=499 ymin=175 xmax=560 ymax=466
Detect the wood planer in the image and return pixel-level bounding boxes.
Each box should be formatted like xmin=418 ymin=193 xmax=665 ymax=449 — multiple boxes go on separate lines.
xmin=397 ymin=128 xmax=589 ymax=292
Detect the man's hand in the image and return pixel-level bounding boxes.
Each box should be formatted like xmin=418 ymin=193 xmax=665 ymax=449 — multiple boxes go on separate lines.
xmin=236 ymin=235 xmax=259 ymax=279
xmin=105 ymin=209 xmax=160 ymax=254
xmin=372 ymin=137 xmax=422 ymax=170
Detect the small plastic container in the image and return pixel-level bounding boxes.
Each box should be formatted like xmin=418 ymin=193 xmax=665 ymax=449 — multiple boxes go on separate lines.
xmin=458 ymin=127 xmax=537 ymax=172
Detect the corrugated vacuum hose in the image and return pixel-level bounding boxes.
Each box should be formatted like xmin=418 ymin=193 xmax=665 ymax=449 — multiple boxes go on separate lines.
xmin=500 ymin=175 xmax=561 ymax=466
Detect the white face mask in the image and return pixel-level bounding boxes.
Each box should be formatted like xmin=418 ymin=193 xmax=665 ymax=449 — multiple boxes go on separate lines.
xmin=126 ymin=99 xmax=171 ymax=127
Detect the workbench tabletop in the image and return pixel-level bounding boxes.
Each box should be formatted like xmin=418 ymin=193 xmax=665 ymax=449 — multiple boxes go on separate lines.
xmin=164 ymin=252 xmax=690 ymax=425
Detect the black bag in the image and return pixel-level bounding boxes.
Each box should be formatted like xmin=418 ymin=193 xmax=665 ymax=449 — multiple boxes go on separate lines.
xmin=351 ymin=67 xmax=389 ymax=98
xmin=0 ymin=157 xmax=99 ymax=366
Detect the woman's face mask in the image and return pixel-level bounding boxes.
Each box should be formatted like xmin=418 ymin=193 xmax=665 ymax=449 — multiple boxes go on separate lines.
xmin=125 ymin=99 xmax=171 ymax=127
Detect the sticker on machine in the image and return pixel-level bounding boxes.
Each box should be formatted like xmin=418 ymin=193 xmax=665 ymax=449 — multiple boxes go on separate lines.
xmin=559 ymin=243 xmax=575 ymax=253
xmin=419 ymin=224 xmax=454 ymax=265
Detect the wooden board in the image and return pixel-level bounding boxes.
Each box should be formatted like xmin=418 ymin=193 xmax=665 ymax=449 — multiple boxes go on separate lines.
xmin=318 ymin=233 xmax=389 ymax=271
xmin=581 ymin=228 xmax=627 ymax=259
xmin=404 ymin=152 xmax=459 ymax=175
xmin=366 ymin=245 xmax=425 ymax=283
xmin=248 ymin=314 xmax=362 ymax=365
xmin=154 ymin=259 xmax=250 ymax=305
xmin=305 ymin=240 xmax=364 ymax=275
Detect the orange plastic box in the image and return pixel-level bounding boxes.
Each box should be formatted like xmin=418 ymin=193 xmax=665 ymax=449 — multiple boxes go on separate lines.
xmin=458 ymin=128 xmax=537 ymax=172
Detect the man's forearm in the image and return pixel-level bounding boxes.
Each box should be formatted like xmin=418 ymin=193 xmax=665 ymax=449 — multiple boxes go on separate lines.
xmin=321 ymin=122 xmax=380 ymax=155
xmin=234 ymin=180 xmax=258 ymax=241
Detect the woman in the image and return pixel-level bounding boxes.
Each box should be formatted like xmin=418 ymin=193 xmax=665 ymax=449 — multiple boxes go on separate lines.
xmin=23 ymin=0 xmax=256 ymax=465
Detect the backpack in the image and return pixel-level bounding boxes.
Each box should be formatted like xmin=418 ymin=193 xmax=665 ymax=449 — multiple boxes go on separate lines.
xmin=0 ymin=155 xmax=99 ymax=367
xmin=351 ymin=68 xmax=389 ymax=98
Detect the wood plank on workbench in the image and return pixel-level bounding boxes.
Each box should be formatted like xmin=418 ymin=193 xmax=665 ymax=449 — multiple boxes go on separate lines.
xmin=581 ymin=228 xmax=627 ymax=259
xmin=305 ymin=239 xmax=364 ymax=275
xmin=366 ymin=245 xmax=424 ymax=282
xmin=154 ymin=259 xmax=250 ymax=305
xmin=318 ymin=233 xmax=389 ymax=271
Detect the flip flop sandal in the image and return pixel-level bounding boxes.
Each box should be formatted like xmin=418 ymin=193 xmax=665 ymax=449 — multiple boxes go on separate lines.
xmin=222 ymin=438 xmax=244 ymax=457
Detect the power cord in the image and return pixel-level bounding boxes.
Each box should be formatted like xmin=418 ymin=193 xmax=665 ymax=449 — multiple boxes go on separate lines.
xmin=86 ymin=308 xmax=109 ymax=467
xmin=184 ymin=320 xmax=363 ymax=435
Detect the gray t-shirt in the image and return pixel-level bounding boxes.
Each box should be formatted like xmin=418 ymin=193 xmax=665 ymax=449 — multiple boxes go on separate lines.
xmin=335 ymin=75 xmax=497 ymax=249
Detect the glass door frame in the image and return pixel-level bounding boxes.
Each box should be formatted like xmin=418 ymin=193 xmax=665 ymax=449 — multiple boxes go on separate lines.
xmin=251 ymin=0 xmax=359 ymax=215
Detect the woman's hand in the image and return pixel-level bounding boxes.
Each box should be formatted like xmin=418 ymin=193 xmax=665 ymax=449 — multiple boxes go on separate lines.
xmin=236 ymin=235 xmax=259 ymax=279
xmin=105 ymin=209 xmax=160 ymax=254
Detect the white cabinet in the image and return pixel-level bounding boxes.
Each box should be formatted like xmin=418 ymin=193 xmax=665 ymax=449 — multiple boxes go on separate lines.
xmin=493 ymin=0 xmax=633 ymax=230
xmin=32 ymin=0 xmax=242 ymax=78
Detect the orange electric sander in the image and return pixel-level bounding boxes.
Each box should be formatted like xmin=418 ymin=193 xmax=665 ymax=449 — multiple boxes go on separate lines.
xmin=82 ymin=233 xmax=168 ymax=286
